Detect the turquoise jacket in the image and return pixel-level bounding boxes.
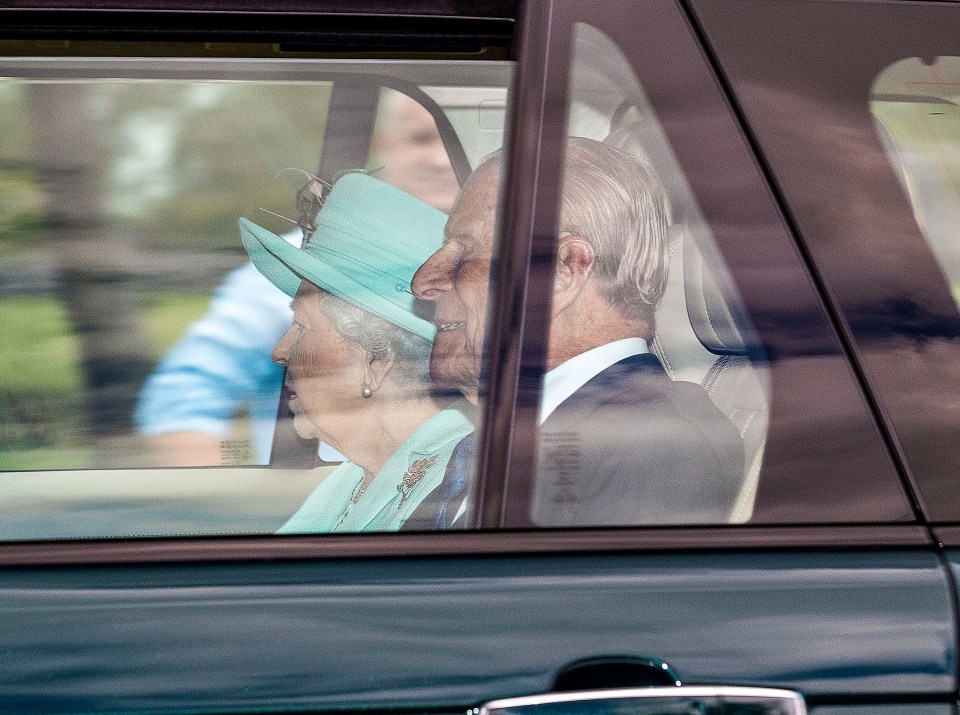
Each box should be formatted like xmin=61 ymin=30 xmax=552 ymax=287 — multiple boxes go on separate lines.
xmin=276 ymin=407 xmax=474 ymax=533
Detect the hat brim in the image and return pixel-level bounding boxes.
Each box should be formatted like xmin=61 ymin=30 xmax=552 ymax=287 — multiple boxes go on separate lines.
xmin=239 ymin=218 xmax=437 ymax=341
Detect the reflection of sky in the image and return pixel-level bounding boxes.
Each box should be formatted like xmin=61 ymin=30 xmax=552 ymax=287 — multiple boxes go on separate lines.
xmin=111 ymin=115 xmax=176 ymax=216
xmin=108 ymin=83 xmax=231 ymax=217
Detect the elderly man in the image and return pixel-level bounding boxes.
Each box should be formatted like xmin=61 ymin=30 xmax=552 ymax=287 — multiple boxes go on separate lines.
xmin=408 ymin=136 xmax=744 ymax=528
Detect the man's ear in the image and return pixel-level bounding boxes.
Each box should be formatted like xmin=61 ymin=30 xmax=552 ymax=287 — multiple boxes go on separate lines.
xmin=552 ymin=234 xmax=595 ymax=317
xmin=364 ymin=350 xmax=397 ymax=394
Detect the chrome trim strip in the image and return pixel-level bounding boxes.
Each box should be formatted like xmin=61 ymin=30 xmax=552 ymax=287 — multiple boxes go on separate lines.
xmin=480 ymin=686 xmax=805 ymax=714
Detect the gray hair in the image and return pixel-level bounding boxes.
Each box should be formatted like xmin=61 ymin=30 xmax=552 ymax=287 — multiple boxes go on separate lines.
xmin=558 ymin=137 xmax=669 ymax=324
xmin=315 ymin=290 xmax=433 ymax=388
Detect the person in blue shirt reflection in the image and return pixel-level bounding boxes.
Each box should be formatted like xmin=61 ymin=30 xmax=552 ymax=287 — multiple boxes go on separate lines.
xmin=134 ymin=91 xmax=459 ymax=465
xmin=239 ymin=173 xmax=472 ymax=531
xmin=134 ymin=243 xmax=297 ymax=465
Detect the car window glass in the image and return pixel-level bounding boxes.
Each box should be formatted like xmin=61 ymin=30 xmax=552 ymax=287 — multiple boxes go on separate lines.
xmin=529 ymin=23 xmax=770 ymax=527
xmin=0 ymin=47 xmax=511 ymax=539
xmin=872 ymin=59 xmax=960 ymax=307
xmin=691 ymin=0 xmax=960 ymax=521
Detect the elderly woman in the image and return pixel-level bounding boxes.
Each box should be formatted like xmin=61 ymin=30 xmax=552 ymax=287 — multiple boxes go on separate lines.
xmin=239 ymin=173 xmax=473 ymax=532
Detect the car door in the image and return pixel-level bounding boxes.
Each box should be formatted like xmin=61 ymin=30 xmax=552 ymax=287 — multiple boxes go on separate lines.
xmin=0 ymin=1 xmax=955 ymax=714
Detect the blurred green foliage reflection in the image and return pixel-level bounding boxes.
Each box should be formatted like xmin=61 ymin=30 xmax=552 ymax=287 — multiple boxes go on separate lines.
xmin=0 ymin=77 xmax=332 ymax=469
xmin=0 ymin=293 xmax=208 ymax=469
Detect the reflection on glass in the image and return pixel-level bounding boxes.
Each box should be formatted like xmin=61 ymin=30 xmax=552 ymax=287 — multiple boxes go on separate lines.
xmin=369 ymin=89 xmax=461 ymax=214
xmin=872 ymin=57 xmax=960 ymax=302
xmin=138 ymin=87 xmax=463 ymax=469
xmin=1 ymin=78 xmax=332 ymax=472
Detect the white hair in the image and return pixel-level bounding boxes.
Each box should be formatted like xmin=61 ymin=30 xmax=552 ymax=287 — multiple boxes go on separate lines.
xmin=478 ymin=137 xmax=669 ymax=325
xmin=315 ymin=290 xmax=433 ymax=388
xmin=558 ymin=137 xmax=669 ymax=324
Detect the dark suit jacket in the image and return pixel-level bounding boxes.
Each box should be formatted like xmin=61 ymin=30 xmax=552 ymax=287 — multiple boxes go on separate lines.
xmin=531 ymin=352 xmax=745 ymax=526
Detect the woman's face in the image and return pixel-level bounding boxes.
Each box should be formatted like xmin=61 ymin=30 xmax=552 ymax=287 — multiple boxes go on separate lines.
xmin=271 ymin=283 xmax=368 ymax=447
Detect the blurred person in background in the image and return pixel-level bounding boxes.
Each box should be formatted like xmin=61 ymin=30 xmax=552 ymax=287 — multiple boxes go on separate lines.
xmin=134 ymin=90 xmax=459 ymax=466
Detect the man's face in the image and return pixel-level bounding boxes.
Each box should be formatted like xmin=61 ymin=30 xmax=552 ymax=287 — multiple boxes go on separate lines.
xmin=411 ymin=162 xmax=499 ymax=404
xmin=371 ymin=92 xmax=460 ymax=213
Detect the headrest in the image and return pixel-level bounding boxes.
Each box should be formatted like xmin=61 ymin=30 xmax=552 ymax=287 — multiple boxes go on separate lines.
xmin=684 ymin=236 xmax=747 ymax=355
xmin=603 ymin=120 xmax=749 ymax=356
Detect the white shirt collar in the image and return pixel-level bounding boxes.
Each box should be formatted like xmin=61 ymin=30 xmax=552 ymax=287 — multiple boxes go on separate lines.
xmin=538 ymin=337 xmax=649 ymax=424
xmin=451 ymin=338 xmax=650 ymax=527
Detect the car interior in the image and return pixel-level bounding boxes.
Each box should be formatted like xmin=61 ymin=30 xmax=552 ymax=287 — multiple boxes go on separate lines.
xmin=0 ymin=29 xmax=771 ymax=538
xmin=871 ymin=55 xmax=960 ymax=305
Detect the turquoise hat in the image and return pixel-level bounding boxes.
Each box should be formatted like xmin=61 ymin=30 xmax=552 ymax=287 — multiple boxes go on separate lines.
xmin=239 ymin=173 xmax=447 ymax=341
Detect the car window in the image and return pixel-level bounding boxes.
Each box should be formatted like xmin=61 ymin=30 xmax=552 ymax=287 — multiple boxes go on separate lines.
xmin=496 ymin=0 xmax=914 ymax=529
xmin=0 ymin=43 xmax=512 ymax=539
xmin=692 ymin=0 xmax=960 ymax=521
xmin=0 ymin=0 xmax=924 ymax=541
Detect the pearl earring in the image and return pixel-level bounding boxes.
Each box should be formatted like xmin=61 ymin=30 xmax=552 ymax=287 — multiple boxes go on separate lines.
xmin=361 ymin=384 xmax=373 ymax=398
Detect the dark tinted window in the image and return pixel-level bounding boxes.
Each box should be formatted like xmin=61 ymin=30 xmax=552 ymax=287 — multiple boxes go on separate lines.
xmin=693 ymin=0 xmax=960 ymax=521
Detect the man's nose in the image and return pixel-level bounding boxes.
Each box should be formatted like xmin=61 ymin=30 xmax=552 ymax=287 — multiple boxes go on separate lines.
xmin=412 ymin=250 xmax=451 ymax=299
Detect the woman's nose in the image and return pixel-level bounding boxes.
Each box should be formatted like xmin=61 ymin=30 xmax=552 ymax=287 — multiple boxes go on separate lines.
xmin=271 ymin=328 xmax=293 ymax=366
